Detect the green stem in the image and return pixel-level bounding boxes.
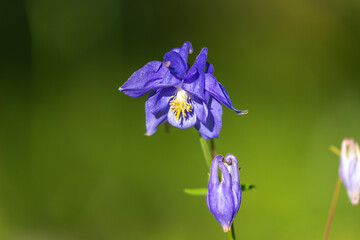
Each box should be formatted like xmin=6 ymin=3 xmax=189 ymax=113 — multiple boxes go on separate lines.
xmin=199 ymin=137 xmax=212 ymax=169
xmin=210 ymin=138 xmax=216 ymax=158
xmin=323 ymin=145 xmax=342 ymax=240
xmin=228 ymin=224 xmax=236 ymax=240
xmin=324 ymin=177 xmax=341 ymax=240
xmin=164 ymin=122 xmax=170 ymax=133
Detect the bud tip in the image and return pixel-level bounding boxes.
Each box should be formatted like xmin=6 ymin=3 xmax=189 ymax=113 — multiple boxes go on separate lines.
xmin=164 ymin=61 xmax=171 ymax=67
xmin=222 ymin=224 xmax=230 ymax=232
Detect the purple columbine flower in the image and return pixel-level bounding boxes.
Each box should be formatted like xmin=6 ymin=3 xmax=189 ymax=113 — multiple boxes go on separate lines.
xmin=207 ymin=154 xmax=241 ymax=232
xmin=339 ymin=138 xmax=360 ymax=205
xmin=119 ymin=42 xmax=247 ymax=139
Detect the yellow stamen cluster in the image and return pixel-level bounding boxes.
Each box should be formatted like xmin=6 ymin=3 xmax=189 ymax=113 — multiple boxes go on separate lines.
xmin=169 ymin=90 xmax=192 ymax=121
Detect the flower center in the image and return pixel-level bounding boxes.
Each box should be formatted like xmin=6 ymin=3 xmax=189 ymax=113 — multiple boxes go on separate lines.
xmin=169 ymin=89 xmax=192 ymax=120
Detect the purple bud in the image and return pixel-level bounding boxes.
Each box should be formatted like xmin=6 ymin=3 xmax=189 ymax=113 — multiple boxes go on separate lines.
xmin=339 ymin=138 xmax=360 ymax=205
xmin=206 ymin=154 xmax=241 ymax=232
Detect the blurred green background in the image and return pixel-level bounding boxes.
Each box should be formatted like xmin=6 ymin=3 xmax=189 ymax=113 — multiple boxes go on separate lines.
xmin=1 ymin=0 xmax=360 ymax=239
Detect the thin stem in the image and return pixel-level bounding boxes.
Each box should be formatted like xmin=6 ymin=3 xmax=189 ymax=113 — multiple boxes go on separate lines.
xmin=199 ymin=137 xmax=212 ymax=169
xmin=227 ymin=223 xmax=236 ymax=240
xmin=324 ymin=177 xmax=341 ymax=240
xmin=164 ymin=122 xmax=170 ymax=133
xmin=210 ymin=138 xmax=216 ymax=158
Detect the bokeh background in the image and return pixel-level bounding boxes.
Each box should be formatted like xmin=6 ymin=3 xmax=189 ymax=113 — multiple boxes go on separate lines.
xmin=1 ymin=0 xmax=360 ymax=239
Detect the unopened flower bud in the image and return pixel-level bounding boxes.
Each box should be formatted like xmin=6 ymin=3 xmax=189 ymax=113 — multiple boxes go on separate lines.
xmin=206 ymin=154 xmax=241 ymax=232
xmin=339 ymin=138 xmax=360 ymax=205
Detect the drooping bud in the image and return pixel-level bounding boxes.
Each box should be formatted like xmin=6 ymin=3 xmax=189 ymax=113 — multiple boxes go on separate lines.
xmin=339 ymin=138 xmax=360 ymax=205
xmin=206 ymin=154 xmax=241 ymax=232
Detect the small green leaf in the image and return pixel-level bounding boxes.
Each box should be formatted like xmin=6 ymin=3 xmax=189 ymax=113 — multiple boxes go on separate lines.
xmin=183 ymin=188 xmax=207 ymax=196
xmin=184 ymin=184 xmax=255 ymax=196
xmin=241 ymin=184 xmax=255 ymax=191
xmin=329 ymin=145 xmax=340 ymax=156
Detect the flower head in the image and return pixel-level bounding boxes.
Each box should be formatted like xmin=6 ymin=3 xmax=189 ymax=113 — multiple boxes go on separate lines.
xmin=119 ymin=42 xmax=247 ymax=139
xmin=207 ymin=154 xmax=241 ymax=232
xmin=339 ymin=138 xmax=360 ymax=205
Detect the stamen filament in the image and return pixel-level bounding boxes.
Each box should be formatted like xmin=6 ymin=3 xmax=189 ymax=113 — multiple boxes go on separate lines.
xmin=169 ymin=89 xmax=192 ymax=121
